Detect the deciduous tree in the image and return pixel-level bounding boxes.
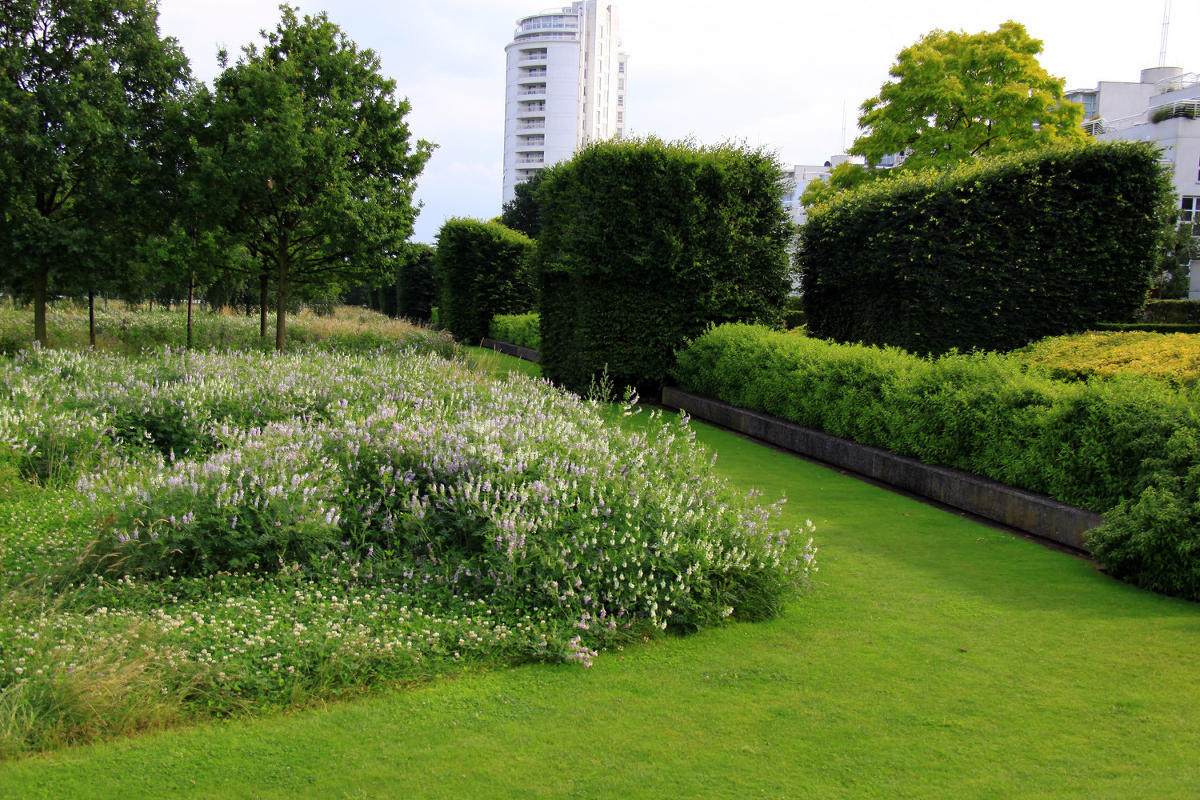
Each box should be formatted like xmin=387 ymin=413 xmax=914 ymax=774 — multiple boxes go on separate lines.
xmin=203 ymin=5 xmax=434 ymax=350
xmin=850 ymin=21 xmax=1086 ymax=172
xmin=0 ymin=0 xmax=191 ymax=343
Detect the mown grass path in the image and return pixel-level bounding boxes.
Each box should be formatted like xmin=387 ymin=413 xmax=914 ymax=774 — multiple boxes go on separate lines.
xmin=2 ymin=353 xmax=1198 ymax=798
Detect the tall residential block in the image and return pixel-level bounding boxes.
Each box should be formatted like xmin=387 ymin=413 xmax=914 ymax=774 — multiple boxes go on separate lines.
xmin=502 ymin=2 xmax=628 ymax=205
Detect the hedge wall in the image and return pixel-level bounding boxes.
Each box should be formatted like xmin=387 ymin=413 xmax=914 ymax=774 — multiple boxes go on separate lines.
xmin=434 ymin=219 xmax=535 ymax=343
xmin=398 ymin=243 xmax=439 ymax=323
xmin=672 ymin=323 xmax=1200 ymax=600
xmin=535 ymin=138 xmax=792 ymax=394
xmin=799 ymin=142 xmax=1175 ymax=355
xmin=1143 ymin=299 xmax=1200 ymax=325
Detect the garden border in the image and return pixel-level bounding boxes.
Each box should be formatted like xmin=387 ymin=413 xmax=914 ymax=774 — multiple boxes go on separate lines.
xmin=660 ymin=386 xmax=1104 ymax=552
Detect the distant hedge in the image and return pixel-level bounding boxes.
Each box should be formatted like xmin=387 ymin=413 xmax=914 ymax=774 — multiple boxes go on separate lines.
xmin=435 ymin=219 xmax=535 ymax=343
xmin=1093 ymin=322 xmax=1200 ymax=334
xmin=1143 ymin=299 xmax=1200 ymax=325
xmin=489 ymin=312 xmax=540 ymax=351
xmin=398 ymin=243 xmax=439 ymax=323
xmin=799 ymin=142 xmax=1175 ymax=355
xmin=673 ymin=323 xmax=1200 ymax=600
xmin=536 ymin=138 xmax=792 ymax=394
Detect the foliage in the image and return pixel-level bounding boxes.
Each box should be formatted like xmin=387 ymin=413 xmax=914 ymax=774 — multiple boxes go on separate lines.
xmin=0 ymin=339 xmax=811 ymax=753
xmin=0 ymin=0 xmax=192 ymax=343
xmin=397 ymin=243 xmax=439 ymax=322
xmin=672 ymin=322 xmax=1200 ymax=598
xmin=200 ymin=6 xmax=433 ymax=351
xmin=799 ymin=141 xmax=1175 ymax=355
xmin=435 ymin=219 xmax=536 ymax=344
xmin=499 ymin=169 xmax=546 ymax=238
xmin=1155 ymin=223 xmax=1198 ymax=299
xmin=489 ymin=313 xmax=541 ymax=351
xmin=1011 ymin=330 xmax=1200 ymax=388
xmin=536 ymin=137 xmax=792 ymax=394
xmin=850 ymin=21 xmax=1087 ymax=172
xmin=0 ymin=304 xmax=454 ymax=359
xmin=798 ymin=161 xmax=878 ymax=208
xmin=1143 ymin=299 xmax=1200 ymax=324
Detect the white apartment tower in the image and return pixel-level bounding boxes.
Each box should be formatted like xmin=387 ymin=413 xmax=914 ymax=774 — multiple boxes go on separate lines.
xmin=502 ymin=2 xmax=628 ymax=205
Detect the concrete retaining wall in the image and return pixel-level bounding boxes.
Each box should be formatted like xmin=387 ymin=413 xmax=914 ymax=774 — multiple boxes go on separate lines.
xmin=480 ymin=337 xmax=541 ymax=364
xmin=661 ymin=386 xmax=1104 ymax=552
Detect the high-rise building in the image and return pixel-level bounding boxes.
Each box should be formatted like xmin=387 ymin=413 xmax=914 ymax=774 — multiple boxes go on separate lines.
xmin=501 ymin=2 xmax=628 ymax=205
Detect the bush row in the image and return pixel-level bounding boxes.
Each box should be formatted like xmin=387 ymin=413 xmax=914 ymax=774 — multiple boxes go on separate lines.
xmin=799 ymin=142 xmax=1175 ymax=355
xmin=535 ymin=138 xmax=792 ymax=394
xmin=1143 ymin=299 xmax=1200 ymax=325
xmin=489 ymin=313 xmax=541 ymax=351
xmin=435 ymin=219 xmax=535 ymax=344
xmin=1011 ymin=331 xmax=1200 ymax=387
xmin=672 ymin=323 xmax=1200 ymax=599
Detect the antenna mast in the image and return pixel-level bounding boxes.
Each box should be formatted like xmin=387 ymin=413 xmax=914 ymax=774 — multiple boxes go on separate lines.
xmin=1158 ymin=0 xmax=1171 ymax=67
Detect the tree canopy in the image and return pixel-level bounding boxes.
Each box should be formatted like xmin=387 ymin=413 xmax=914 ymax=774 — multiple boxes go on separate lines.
xmin=0 ymin=0 xmax=191 ymax=342
xmin=850 ymin=21 xmax=1086 ymax=172
xmin=202 ymin=5 xmax=434 ymax=350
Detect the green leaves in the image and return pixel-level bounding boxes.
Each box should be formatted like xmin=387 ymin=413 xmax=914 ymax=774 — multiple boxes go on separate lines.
xmin=800 ymin=142 xmax=1174 ymax=355
xmin=201 ymin=6 xmax=434 ymax=349
xmin=535 ymin=138 xmax=793 ymax=394
xmin=852 ymin=21 xmax=1086 ymax=173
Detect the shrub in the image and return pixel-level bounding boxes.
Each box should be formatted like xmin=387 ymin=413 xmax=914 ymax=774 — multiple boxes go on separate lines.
xmin=799 ymin=142 xmax=1175 ymax=355
xmin=1012 ymin=330 xmax=1200 ymax=387
xmin=536 ymin=137 xmax=793 ymax=394
xmin=672 ymin=323 xmax=1200 ymax=598
xmin=435 ymin=219 xmax=535 ymax=344
xmin=398 ymin=243 xmax=439 ymax=323
xmin=1143 ymin=299 xmax=1200 ymax=325
xmin=490 ymin=312 xmax=541 ymax=351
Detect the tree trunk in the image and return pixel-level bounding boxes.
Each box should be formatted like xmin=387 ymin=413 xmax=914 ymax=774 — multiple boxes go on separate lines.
xmin=259 ymin=270 xmax=269 ymax=338
xmin=32 ymin=265 xmax=48 ymax=345
xmin=88 ymin=288 xmax=96 ymax=348
xmin=186 ymin=270 xmax=195 ymax=350
xmin=275 ymin=241 xmax=290 ymax=352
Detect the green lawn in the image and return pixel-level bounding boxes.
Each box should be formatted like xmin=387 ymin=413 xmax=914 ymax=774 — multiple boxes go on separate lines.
xmin=2 ymin=350 xmax=1198 ymax=798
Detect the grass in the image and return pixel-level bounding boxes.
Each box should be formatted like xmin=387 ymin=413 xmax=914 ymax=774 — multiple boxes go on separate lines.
xmin=0 ymin=349 xmax=1197 ymax=797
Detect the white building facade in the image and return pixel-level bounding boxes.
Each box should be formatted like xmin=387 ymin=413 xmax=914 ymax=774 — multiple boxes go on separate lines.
xmin=501 ymin=2 xmax=628 ymax=205
xmin=1067 ymin=67 xmax=1200 ymax=299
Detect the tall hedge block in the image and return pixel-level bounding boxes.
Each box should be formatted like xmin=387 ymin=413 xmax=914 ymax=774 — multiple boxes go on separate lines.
xmin=536 ymin=138 xmax=792 ymax=394
xmin=434 ymin=218 xmax=535 ymax=343
xmin=799 ymin=142 xmax=1175 ymax=355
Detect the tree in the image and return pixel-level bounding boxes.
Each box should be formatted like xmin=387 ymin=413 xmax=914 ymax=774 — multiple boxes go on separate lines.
xmin=0 ymin=0 xmax=191 ymax=343
xmin=499 ymin=169 xmax=546 ymax=238
xmin=1157 ymin=218 xmax=1198 ymax=299
xmin=798 ymin=162 xmax=876 ymax=208
xmin=850 ymin=21 xmax=1087 ymax=173
xmin=203 ymin=5 xmax=434 ymax=350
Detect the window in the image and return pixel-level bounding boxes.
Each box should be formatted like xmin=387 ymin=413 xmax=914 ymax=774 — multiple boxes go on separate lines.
xmin=618 ymin=62 xmax=625 ymax=74
xmin=618 ymin=79 xmax=624 ymax=90
xmin=617 ymin=95 xmax=623 ymax=106
xmin=1183 ymin=196 xmax=1199 ymax=223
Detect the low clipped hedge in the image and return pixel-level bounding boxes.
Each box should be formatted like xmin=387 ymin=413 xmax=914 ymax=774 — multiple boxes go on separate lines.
xmin=489 ymin=312 xmax=541 ymax=351
xmin=673 ymin=323 xmax=1200 ymax=600
xmin=1011 ymin=330 xmax=1200 ymax=388
xmin=1143 ymin=300 xmax=1200 ymax=325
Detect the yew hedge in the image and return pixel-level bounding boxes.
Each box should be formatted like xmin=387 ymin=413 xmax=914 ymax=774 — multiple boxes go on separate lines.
xmin=798 ymin=142 xmax=1175 ymax=355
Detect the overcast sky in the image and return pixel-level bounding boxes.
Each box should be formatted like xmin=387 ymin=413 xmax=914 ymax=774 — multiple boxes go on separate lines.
xmin=154 ymin=0 xmax=1199 ymax=243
